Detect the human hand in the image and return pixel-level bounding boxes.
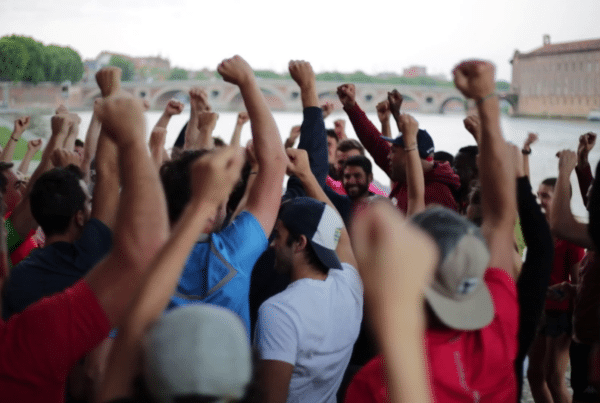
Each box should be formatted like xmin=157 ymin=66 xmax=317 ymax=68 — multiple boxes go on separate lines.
xmin=321 ymin=102 xmax=334 ymax=118
xmin=577 ymin=132 xmax=597 ymax=165
xmin=95 ymin=67 xmax=122 ymax=97
xmin=387 ymin=90 xmax=403 ymax=122
xmin=508 ymin=143 xmax=525 ymax=178
xmin=51 ymin=148 xmax=82 ymax=168
xmin=376 ymin=100 xmax=390 ymax=123
xmin=523 ymin=132 xmax=538 ymax=152
xmin=334 ymin=119 xmax=346 ymax=140
xmin=285 ymin=147 xmax=311 ymax=177
xmin=51 ymin=114 xmax=74 ymax=137
xmin=196 ymin=111 xmax=219 ymax=133
xmin=189 ymin=87 xmax=211 ymax=113
xmin=55 ymin=105 xmax=68 ymax=115
xmin=94 ymin=91 xmax=146 ymax=147
xmin=288 ymin=60 xmax=315 ymax=91
xmin=164 ymin=99 xmax=184 ymax=116
xmin=288 ymin=125 xmax=301 ymax=142
xmin=217 ymin=55 xmax=254 ymax=87
xmin=190 ymin=146 xmax=244 ymax=207
xmin=556 ymin=149 xmax=577 ymax=174
xmin=336 ymin=84 xmax=356 ymax=108
xmin=27 ymin=139 xmax=43 ymax=153
xmin=453 ymin=60 xmax=496 ymax=101
xmin=236 ymin=111 xmax=249 ymax=126
xmin=463 ymin=115 xmax=481 ymax=144
xmin=13 ymin=116 xmax=31 ymax=134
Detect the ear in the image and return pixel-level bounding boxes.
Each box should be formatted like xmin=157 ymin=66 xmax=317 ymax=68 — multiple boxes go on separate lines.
xmin=75 ymin=210 xmax=86 ymax=227
xmin=294 ymin=234 xmax=309 ymax=253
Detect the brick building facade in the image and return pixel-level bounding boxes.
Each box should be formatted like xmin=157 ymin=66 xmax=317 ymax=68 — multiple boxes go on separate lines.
xmin=511 ymin=35 xmax=600 ymax=117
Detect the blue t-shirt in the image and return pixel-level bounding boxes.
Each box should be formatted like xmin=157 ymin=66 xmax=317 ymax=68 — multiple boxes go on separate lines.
xmin=2 ymin=218 xmax=112 ymax=319
xmin=169 ymin=211 xmax=268 ymax=333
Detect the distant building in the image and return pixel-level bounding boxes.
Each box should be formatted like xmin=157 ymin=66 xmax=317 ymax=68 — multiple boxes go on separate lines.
xmin=511 ymin=35 xmax=600 ymax=117
xmin=403 ymin=65 xmax=427 ymax=78
xmin=83 ymin=52 xmax=171 ymax=81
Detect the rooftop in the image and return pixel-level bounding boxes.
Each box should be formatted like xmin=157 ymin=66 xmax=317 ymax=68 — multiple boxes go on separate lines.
xmin=516 ymin=38 xmax=600 ymax=58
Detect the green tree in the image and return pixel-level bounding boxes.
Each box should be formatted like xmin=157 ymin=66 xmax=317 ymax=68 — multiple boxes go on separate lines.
xmin=109 ymin=56 xmax=135 ymax=81
xmin=0 ymin=38 xmax=29 ymax=82
xmin=7 ymin=36 xmax=46 ymax=84
xmin=496 ymin=80 xmax=510 ymax=91
xmin=168 ymin=67 xmax=188 ymax=80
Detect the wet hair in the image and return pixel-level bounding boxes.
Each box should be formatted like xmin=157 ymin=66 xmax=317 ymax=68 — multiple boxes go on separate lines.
xmin=434 ymin=151 xmax=454 ymax=165
xmin=30 ymin=165 xmax=86 ymax=237
xmin=337 ymin=139 xmax=364 ymax=155
xmin=285 ymin=229 xmax=329 ymax=275
xmin=342 ymin=155 xmax=372 ymax=177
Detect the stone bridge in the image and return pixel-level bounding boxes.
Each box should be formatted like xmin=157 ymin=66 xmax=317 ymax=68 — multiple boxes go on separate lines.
xmin=1 ymin=79 xmax=517 ymax=114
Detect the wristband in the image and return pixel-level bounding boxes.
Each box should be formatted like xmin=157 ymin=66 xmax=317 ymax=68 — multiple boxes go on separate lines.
xmin=521 ymin=148 xmax=532 ymax=155
xmin=475 ymin=93 xmax=498 ymax=106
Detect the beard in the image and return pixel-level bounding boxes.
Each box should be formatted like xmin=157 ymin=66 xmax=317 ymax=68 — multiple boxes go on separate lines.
xmin=344 ymin=182 xmax=370 ymax=200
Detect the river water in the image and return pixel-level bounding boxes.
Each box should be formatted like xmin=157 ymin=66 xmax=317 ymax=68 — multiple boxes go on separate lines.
xmin=56 ymin=110 xmax=600 ymax=218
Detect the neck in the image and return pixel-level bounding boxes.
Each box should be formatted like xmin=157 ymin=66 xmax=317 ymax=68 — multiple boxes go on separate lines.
xmin=45 ymin=231 xmax=78 ymax=245
xmin=291 ymin=261 xmax=327 ymax=282
xmin=422 ymin=159 xmax=435 ymax=173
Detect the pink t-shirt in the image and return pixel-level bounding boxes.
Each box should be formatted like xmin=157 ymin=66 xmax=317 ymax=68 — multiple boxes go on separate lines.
xmin=326 ymin=176 xmax=389 ymax=197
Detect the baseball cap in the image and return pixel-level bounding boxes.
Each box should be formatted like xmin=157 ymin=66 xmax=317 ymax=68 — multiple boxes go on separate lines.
xmin=412 ymin=206 xmax=493 ymax=330
xmin=382 ymin=129 xmax=435 ymax=159
xmin=143 ymin=305 xmax=252 ymax=403
xmin=278 ymin=197 xmax=344 ymax=270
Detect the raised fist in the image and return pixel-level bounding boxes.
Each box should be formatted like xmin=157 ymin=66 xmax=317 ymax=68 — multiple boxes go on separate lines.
xmin=217 ymin=55 xmax=254 ymax=87
xmin=286 ymin=148 xmax=311 ymax=177
xmin=51 ymin=148 xmax=81 ymax=168
xmin=336 ymin=84 xmax=356 ymax=108
xmin=94 ymin=93 xmax=146 ymax=147
xmin=237 ymin=111 xmax=249 ymax=126
xmin=95 ymin=67 xmax=122 ymax=97
xmin=142 ymin=99 xmax=151 ymax=111
xmin=55 ymin=105 xmax=68 ymax=115
xmin=165 ymin=99 xmax=185 ymax=116
xmin=524 ymin=132 xmax=539 ymax=150
xmin=196 ymin=111 xmax=219 ymax=133
xmin=51 ymin=114 xmax=74 ymax=136
xmin=189 ymin=87 xmax=211 ymax=112
xmin=14 ymin=116 xmax=31 ymax=133
xmin=321 ymin=102 xmax=334 ymax=118
xmin=149 ymin=127 xmax=167 ymax=149
xmin=190 ymin=146 xmax=244 ymax=206
xmin=453 ymin=60 xmax=496 ymax=101
xmin=376 ymin=100 xmax=390 ymax=122
xmin=556 ymin=149 xmax=577 ymax=173
xmin=463 ymin=115 xmax=481 ymax=144
xmin=27 ymin=139 xmax=43 ymax=153
xmin=578 ymin=132 xmax=597 ymax=159
xmin=387 ymin=90 xmax=403 ymax=121
xmin=397 ymin=114 xmax=419 ymax=144
xmin=334 ymin=119 xmax=346 ymax=140
xmin=288 ymin=60 xmax=315 ymax=90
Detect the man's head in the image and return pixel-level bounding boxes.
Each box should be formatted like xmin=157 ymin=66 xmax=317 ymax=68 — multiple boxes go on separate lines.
xmin=412 ymin=206 xmax=492 ymax=330
xmin=143 ymin=305 xmax=252 ymax=402
xmin=0 ymin=162 xmax=25 ymax=212
xmin=74 ymin=139 xmax=85 ymax=163
xmin=342 ymin=155 xmax=373 ymax=201
xmin=160 ymin=150 xmax=232 ymax=231
xmin=453 ymin=145 xmax=479 ymax=189
xmin=383 ymin=129 xmax=434 ymax=182
xmin=272 ymin=197 xmax=344 ymax=276
xmin=326 ymin=129 xmax=338 ymax=166
xmin=335 ymin=139 xmax=364 ymax=178
xmin=30 ymin=165 xmax=91 ymax=238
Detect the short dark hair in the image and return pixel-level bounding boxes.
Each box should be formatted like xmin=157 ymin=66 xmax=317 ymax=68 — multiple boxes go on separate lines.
xmin=160 ymin=150 xmax=210 ymax=224
xmin=30 ymin=165 xmax=86 ymax=237
xmin=285 ymin=230 xmax=329 ymax=275
xmin=337 ymin=139 xmax=364 ymax=155
xmin=458 ymin=145 xmax=479 ymax=157
xmin=433 ymin=151 xmax=454 ymax=166
xmin=342 ymin=155 xmax=372 ymax=177
xmin=0 ymin=162 xmax=14 ymax=194
xmin=541 ymin=177 xmax=572 ymax=199
xmin=213 ymin=137 xmax=226 ymax=147
xmin=326 ymin=129 xmax=338 ymax=143
xmin=74 ymin=139 xmax=84 ymax=148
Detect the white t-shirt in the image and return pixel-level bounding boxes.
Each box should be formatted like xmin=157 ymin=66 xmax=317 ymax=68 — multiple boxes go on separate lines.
xmin=254 ymin=262 xmax=363 ymax=403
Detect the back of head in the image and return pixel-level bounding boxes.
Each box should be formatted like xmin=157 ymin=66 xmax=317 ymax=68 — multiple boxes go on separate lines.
xmin=160 ymin=150 xmax=209 ymax=224
xmin=337 ymin=139 xmax=364 ymax=155
xmin=342 ymin=155 xmax=372 ymax=177
xmin=412 ymin=206 xmax=492 ymax=331
xmin=434 ymin=151 xmax=454 ymax=166
xmin=143 ymin=305 xmax=252 ymax=403
xmin=326 ymin=129 xmax=338 ymax=143
xmin=30 ymin=165 xmax=86 ymax=237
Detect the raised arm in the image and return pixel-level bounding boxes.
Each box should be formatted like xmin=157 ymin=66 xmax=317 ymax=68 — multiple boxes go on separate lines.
xmin=217 ymin=55 xmax=287 ymax=236
xmin=90 ymin=130 xmax=119 ymax=230
xmin=1 ymin=117 xmax=30 ymax=163
xmin=17 ymin=139 xmax=42 ymax=175
xmin=284 ymin=125 xmax=301 ymax=149
xmin=153 ymin=98 xmax=184 ymax=131
xmin=463 ymin=115 xmax=482 ymax=146
xmin=81 ymin=100 xmax=102 ymax=183
xmin=63 ymin=112 xmax=81 ymax=152
xmin=184 ymin=87 xmax=212 ymax=150
xmin=550 ymin=150 xmax=593 ymax=249
xmin=376 ymin=100 xmax=392 ymax=138
xmin=399 ymin=114 xmax=425 ymax=215
xmin=98 ymin=146 xmax=243 ymax=402
xmin=286 ymin=147 xmax=355 ymax=268
xmin=149 ymin=127 xmax=168 ymax=170
xmin=454 ymin=60 xmax=517 ymax=277
xmin=521 ymin=132 xmax=538 ymax=179
xmin=192 ymin=111 xmax=219 ymax=150
xmin=576 ymin=132 xmax=596 ymax=205
xmin=231 ymin=111 xmax=249 ymax=147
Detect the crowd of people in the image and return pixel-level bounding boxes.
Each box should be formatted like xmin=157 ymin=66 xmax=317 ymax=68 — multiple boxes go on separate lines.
xmin=0 ymin=55 xmax=598 ymax=403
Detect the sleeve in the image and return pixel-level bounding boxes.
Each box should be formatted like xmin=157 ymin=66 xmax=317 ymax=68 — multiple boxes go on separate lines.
xmin=4 ymin=280 xmax=110 ymax=383
xmin=255 ymin=300 xmax=298 ymax=365
xmin=514 ymin=177 xmax=554 ymax=364
xmin=217 ymin=211 xmax=268 ymax=275
xmin=485 ymin=268 xmax=519 ymax=361
xmin=72 ymin=218 xmax=113 ymax=274
xmin=590 ymin=161 xmax=600 ymax=250
xmin=343 ymin=103 xmax=392 ymax=177
xmin=575 ymin=163 xmax=594 ymax=205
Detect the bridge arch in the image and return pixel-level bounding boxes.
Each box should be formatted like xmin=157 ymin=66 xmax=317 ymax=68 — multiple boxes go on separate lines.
xmin=439 ymin=96 xmax=466 ymax=114
xmin=226 ymin=88 xmax=286 ymax=110
xmin=152 ymin=89 xmax=190 ymax=109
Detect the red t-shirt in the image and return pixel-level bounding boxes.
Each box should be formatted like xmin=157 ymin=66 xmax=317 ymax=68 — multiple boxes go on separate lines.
xmin=545 ymin=239 xmax=585 ymax=312
xmin=0 ymin=280 xmax=111 ymax=403
xmin=344 ymin=268 xmax=518 ymax=403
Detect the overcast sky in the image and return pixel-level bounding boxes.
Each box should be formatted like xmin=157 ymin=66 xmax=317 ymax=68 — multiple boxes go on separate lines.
xmin=1 ymin=0 xmax=599 ymax=81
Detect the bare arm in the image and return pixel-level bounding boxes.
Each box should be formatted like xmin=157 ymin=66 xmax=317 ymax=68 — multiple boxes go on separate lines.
xmin=398 ymin=114 xmax=425 ymax=216
xmin=98 ymin=146 xmax=243 ymax=402
xmin=1 ymin=117 xmax=29 ymax=163
xmin=550 ymin=150 xmax=594 ymax=249
xmin=376 ymin=100 xmax=392 ymax=138
xmin=454 ymin=60 xmax=517 ymax=277
xmin=351 ymin=201 xmax=437 ymax=403
xmin=217 ymin=55 xmax=287 ymax=236
xmin=184 ymin=87 xmax=211 ymax=150
xmin=191 ymin=111 xmax=218 ymax=150
xmin=231 ymin=111 xmax=249 ymax=147
xmin=63 ymin=113 xmax=81 ymax=151
xmin=153 ymin=98 xmax=184 ymax=130
xmin=91 ymin=134 xmax=119 ymax=229
xmin=17 ymin=139 xmax=42 ymax=175
xmin=286 ymin=147 xmax=356 ymax=268
xmin=257 ymin=360 xmax=294 ymax=403
xmin=148 ymin=127 xmax=168 ymax=170
xmin=81 ymin=102 xmax=102 ymax=183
